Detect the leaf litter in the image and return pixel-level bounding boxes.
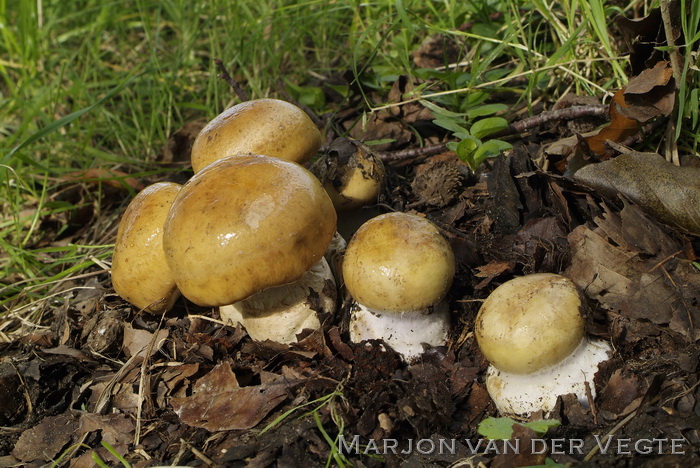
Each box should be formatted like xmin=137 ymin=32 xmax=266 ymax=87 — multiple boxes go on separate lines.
xmin=2 ymin=3 xmax=700 ymax=467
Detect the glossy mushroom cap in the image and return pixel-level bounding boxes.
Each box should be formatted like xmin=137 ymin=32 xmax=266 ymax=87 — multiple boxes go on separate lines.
xmin=190 ymin=98 xmax=322 ymax=173
xmin=475 ymin=273 xmax=586 ymax=374
xmin=163 ymin=154 xmax=337 ymax=307
xmin=112 ymin=182 xmax=182 ymax=313
xmin=342 ymin=212 xmax=455 ymax=312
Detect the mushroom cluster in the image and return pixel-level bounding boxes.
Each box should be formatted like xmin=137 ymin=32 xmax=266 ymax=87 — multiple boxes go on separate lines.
xmin=475 ymin=273 xmax=612 ymax=416
xmin=112 ymin=99 xmax=339 ymax=343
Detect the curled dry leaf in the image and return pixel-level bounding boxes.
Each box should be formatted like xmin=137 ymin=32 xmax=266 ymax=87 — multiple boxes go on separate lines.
xmin=574 ymin=151 xmax=700 ymax=235
xmin=583 ymin=89 xmax=640 ymax=157
xmin=171 ymin=361 xmax=290 ymax=431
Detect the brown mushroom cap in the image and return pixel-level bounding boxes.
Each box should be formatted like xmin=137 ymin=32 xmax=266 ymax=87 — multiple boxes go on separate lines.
xmin=112 ymin=182 xmax=182 ymax=313
xmin=190 ymin=98 xmax=322 ymax=173
xmin=342 ymin=212 xmax=455 ymax=312
xmin=163 ymin=154 xmax=337 ymax=306
xmin=475 ymin=273 xmax=586 ymax=374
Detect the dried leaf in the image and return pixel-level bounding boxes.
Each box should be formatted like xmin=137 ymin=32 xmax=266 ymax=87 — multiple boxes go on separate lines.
xmin=565 ymin=207 xmax=700 ymax=341
xmin=171 ymin=361 xmax=290 ymax=431
xmin=614 ymin=1 xmax=681 ymax=74
xmin=11 ymin=413 xmax=76 ymax=462
xmin=583 ymin=89 xmax=640 ymax=156
xmin=122 ymin=324 xmax=169 ymax=359
xmin=78 ymin=413 xmax=134 ymax=456
xmin=620 ymin=61 xmax=675 ymax=122
xmin=574 ymin=151 xmax=700 ymax=234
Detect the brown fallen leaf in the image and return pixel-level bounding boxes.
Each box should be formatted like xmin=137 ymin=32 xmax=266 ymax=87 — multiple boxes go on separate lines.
xmin=78 ymin=413 xmax=134 ymax=458
xmin=171 ymin=361 xmax=290 ymax=431
xmin=11 ymin=413 xmax=76 ymax=462
xmin=583 ymin=89 xmax=640 ymax=156
xmin=614 ymin=1 xmax=681 ymax=75
xmin=573 ymin=151 xmax=700 ymax=235
xmin=620 ymin=61 xmax=675 ymax=122
xmin=122 ymin=323 xmax=169 ymax=359
xmin=565 ymin=205 xmax=700 ymax=341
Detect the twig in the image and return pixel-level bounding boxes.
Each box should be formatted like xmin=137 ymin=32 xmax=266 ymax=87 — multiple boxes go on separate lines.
xmin=213 ymin=58 xmax=249 ymax=102
xmin=490 ymin=105 xmax=608 ymax=139
xmin=377 ymin=143 xmax=448 ymax=163
xmin=660 ymin=0 xmax=682 ymax=165
xmin=276 ymin=78 xmax=324 ymax=127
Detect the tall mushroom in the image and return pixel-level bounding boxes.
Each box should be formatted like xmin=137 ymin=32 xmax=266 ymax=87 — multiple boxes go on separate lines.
xmin=190 ymin=98 xmax=322 ymax=173
xmin=475 ymin=273 xmax=612 ymax=416
xmin=342 ymin=212 xmax=456 ymax=360
xmin=162 ymin=154 xmax=338 ymax=342
xmin=111 ymin=182 xmax=182 ymax=313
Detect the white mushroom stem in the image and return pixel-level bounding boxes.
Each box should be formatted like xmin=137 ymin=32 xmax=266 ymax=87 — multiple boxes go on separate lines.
xmin=486 ymin=336 xmax=612 ymax=416
xmin=349 ymin=300 xmax=451 ymax=362
xmin=219 ymin=258 xmax=336 ymax=343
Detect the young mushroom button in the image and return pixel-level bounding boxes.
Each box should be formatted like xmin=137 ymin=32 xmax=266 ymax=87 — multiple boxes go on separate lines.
xmin=342 ymin=212 xmax=456 ymax=361
xmin=475 ymin=273 xmax=612 ymax=416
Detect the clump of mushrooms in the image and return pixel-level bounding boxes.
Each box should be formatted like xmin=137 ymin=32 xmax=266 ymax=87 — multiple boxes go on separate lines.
xmin=342 ymin=212 xmax=456 ymax=361
xmin=475 ymin=273 xmax=612 ymax=416
xmin=190 ymin=98 xmax=322 ymax=173
xmin=111 ymin=182 xmax=182 ymax=313
xmin=162 ymin=154 xmax=338 ymax=343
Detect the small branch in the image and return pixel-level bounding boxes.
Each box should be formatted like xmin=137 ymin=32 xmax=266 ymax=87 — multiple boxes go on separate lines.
xmin=276 ymin=78 xmax=324 ymax=128
xmin=660 ymin=0 xmax=682 ymax=165
xmin=213 ymin=58 xmax=249 ymax=102
xmin=491 ymin=105 xmax=608 ymax=139
xmin=377 ymin=143 xmax=448 ymax=163
xmin=660 ymin=0 xmax=683 ymax=85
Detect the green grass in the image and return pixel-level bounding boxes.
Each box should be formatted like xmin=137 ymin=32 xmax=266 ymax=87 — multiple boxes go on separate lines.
xmin=1 ymin=0 xmax=698 ymax=335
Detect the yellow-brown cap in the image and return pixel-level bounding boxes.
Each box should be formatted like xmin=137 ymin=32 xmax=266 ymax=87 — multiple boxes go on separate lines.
xmin=163 ymin=154 xmax=337 ymax=306
xmin=190 ymin=98 xmax=322 ymax=173
xmin=475 ymin=273 xmax=585 ymax=374
xmin=342 ymin=212 xmax=455 ymax=312
xmin=112 ymin=182 xmax=182 ymax=313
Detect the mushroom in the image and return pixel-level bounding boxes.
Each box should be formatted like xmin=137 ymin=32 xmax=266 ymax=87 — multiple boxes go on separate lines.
xmin=342 ymin=212 xmax=456 ymax=360
xmin=190 ymin=98 xmax=322 ymax=173
xmin=111 ymin=182 xmax=182 ymax=313
xmin=475 ymin=273 xmax=612 ymax=416
xmin=162 ymin=154 xmax=338 ymax=341
xmin=309 ymin=138 xmax=385 ymax=211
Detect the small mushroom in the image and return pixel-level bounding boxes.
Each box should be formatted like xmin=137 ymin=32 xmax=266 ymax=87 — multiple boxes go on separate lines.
xmin=190 ymin=98 xmax=322 ymax=173
xmin=475 ymin=273 xmax=612 ymax=416
xmin=309 ymin=138 xmax=385 ymax=211
xmin=342 ymin=212 xmax=456 ymax=361
xmin=111 ymin=182 xmax=182 ymax=313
